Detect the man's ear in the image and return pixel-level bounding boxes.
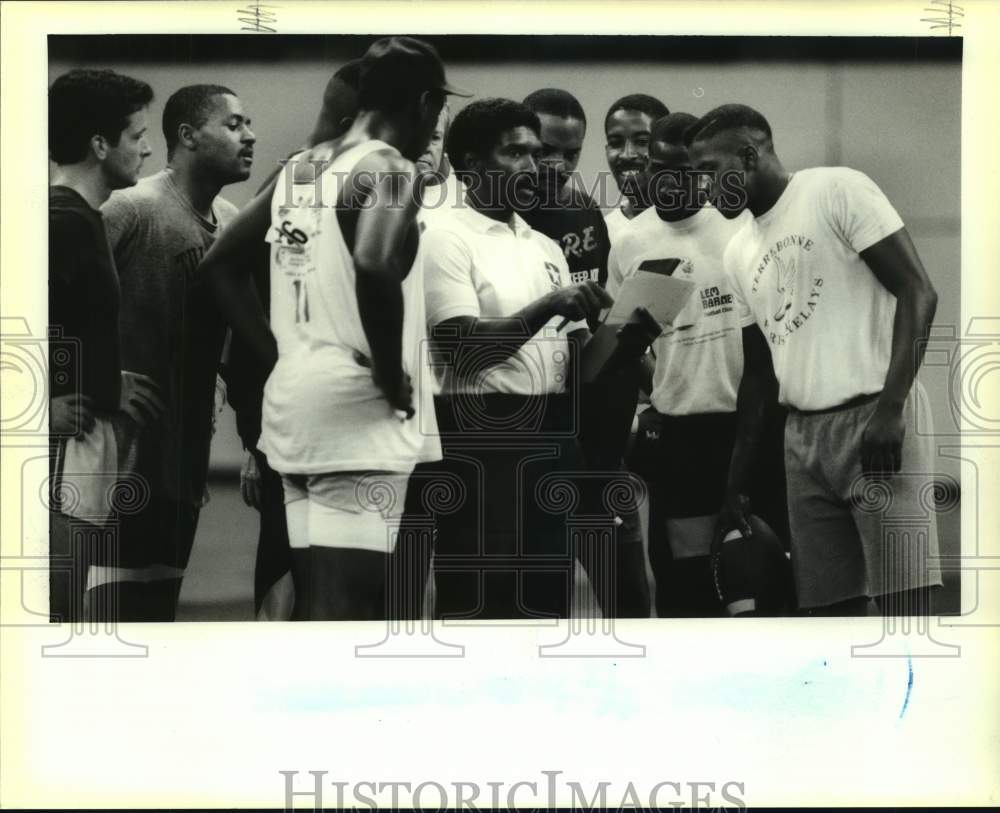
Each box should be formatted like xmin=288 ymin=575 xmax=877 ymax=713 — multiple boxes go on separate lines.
xmin=177 ymin=122 xmax=198 ymax=152
xmin=90 ymin=134 xmax=109 ymax=161
xmin=418 ymin=89 xmax=444 ymax=122
xmin=738 ymin=143 xmax=759 ymax=171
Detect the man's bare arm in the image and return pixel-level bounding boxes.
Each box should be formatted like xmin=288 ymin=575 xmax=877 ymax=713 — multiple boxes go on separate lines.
xmin=352 ymin=151 xmax=421 ymax=414
xmin=858 ymin=227 xmax=938 ymax=475
xmin=203 ymin=184 xmax=278 ymax=370
xmin=719 ymin=324 xmax=778 ymax=536
xmin=432 ymin=282 xmax=610 ymax=381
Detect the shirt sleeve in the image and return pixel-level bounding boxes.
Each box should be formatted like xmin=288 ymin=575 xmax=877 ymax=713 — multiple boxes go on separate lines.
xmin=827 ymin=168 xmax=905 ymax=254
xmin=100 ymin=191 xmax=140 ymax=269
xmin=48 ymin=210 xmax=92 ymax=341
xmin=593 ymin=210 xmax=611 ymax=289
xmin=723 ymin=234 xmax=756 ymax=329
xmin=606 ymin=241 xmax=626 ymax=299
xmin=422 ymin=227 xmax=481 ymax=326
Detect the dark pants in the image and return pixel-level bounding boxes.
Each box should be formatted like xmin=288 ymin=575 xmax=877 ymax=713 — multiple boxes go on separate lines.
xmin=430 ymin=393 xmax=580 ymax=620
xmin=252 ymin=450 xmax=292 ymax=616
xmin=576 ymin=366 xmax=651 ymax=618
xmin=631 ymin=406 xmax=791 ymax=617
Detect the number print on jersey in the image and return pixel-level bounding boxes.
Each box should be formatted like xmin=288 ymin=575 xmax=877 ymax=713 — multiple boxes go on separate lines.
xmin=292 ymin=279 xmax=310 ymax=323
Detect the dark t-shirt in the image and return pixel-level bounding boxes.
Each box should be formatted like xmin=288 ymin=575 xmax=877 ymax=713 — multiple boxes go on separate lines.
xmin=102 ymin=171 xmax=238 ymax=505
xmin=48 ymin=186 xmax=121 ymax=414
xmin=521 ymin=187 xmax=611 ymax=288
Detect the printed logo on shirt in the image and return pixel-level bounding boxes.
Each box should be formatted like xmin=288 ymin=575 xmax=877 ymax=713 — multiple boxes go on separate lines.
xmin=699 ymin=285 xmax=734 ymax=315
xmin=544 ymin=261 xmax=563 ymax=289
xmin=277 ymin=220 xmax=308 ymax=247
xmin=174 ymin=245 xmax=206 ymax=285
xmin=747 ymin=234 xmax=826 ymax=347
xmin=271 ymin=208 xmax=321 ymax=276
xmin=749 ymin=234 xmax=814 ymax=293
xmin=561 ymin=225 xmax=597 ymax=259
xmin=570 ymin=268 xmax=600 ymax=284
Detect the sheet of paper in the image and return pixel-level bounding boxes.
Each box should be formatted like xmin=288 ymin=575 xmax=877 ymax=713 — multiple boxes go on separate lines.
xmin=605 ymin=270 xmax=697 ymax=327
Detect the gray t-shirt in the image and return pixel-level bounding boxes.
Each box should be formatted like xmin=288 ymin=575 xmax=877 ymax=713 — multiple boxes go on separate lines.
xmin=103 ymin=170 xmax=238 ymax=505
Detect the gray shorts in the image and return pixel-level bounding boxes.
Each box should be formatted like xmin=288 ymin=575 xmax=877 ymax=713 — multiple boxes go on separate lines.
xmin=784 ymin=383 xmax=943 ymax=608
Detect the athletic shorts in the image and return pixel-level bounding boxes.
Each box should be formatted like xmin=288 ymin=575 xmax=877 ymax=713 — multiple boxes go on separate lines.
xmin=628 ymin=409 xmax=737 ymax=558
xmin=281 ymin=471 xmax=410 ymax=554
xmin=784 ymin=384 xmax=943 ymax=608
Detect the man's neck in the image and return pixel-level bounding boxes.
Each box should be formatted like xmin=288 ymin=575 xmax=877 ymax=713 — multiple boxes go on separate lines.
xmin=541 ymin=183 xmax=572 ymax=207
xmin=50 ymin=165 xmax=112 ymax=210
xmin=343 ymin=111 xmax=407 ymax=158
xmin=467 ymin=188 xmax=515 ymax=227
xmin=621 ymin=198 xmax=647 ymax=220
xmin=749 ymin=160 xmax=792 ymax=218
xmin=165 ymin=161 xmax=222 ymax=220
xmin=655 ymin=204 xmax=701 ymax=224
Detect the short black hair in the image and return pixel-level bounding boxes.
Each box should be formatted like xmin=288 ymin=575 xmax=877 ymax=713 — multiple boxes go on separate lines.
xmin=48 ymin=69 xmax=153 ymax=165
xmin=523 ymin=88 xmax=586 ymax=127
xmin=162 ymin=84 xmax=237 ymax=158
xmin=651 ymin=112 xmax=700 ymax=147
xmin=604 ymin=94 xmax=669 ymax=135
xmin=683 ymin=103 xmax=773 ymax=148
xmin=446 ymin=97 xmax=540 ymax=175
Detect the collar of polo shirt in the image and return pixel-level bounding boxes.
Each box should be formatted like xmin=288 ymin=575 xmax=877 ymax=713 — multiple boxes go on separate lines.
xmin=456 ymin=204 xmax=532 ymax=237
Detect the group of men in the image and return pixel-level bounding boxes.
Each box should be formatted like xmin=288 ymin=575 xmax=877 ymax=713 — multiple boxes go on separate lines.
xmin=48 ymin=35 xmax=943 ymax=623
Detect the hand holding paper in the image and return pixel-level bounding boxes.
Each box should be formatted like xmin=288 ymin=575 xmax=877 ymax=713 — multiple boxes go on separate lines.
xmin=604 ymin=267 xmax=697 ymax=327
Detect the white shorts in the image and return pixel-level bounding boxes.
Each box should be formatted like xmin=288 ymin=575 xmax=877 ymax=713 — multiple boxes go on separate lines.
xmin=281 ymin=471 xmax=410 ymax=554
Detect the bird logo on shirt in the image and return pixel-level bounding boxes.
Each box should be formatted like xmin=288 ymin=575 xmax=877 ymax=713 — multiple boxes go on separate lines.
xmin=772 ymin=253 xmax=797 ymax=322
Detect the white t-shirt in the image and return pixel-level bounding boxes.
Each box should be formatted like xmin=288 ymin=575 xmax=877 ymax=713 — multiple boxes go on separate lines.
xmin=259 ymin=139 xmax=442 ymax=474
xmin=608 ymin=206 xmax=751 ymax=415
xmin=422 ymin=206 xmax=586 ymax=396
xmin=724 ymin=167 xmax=905 ymax=411
xmin=604 ymin=206 xmax=631 ymax=244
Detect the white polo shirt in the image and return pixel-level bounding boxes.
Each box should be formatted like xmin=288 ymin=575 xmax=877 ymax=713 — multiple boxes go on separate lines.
xmin=422 ymin=205 xmax=586 ymax=396
xmin=724 ymin=167 xmax=905 ymax=411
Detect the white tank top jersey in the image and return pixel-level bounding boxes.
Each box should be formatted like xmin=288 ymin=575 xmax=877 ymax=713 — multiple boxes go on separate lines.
xmin=259 ymin=139 xmax=442 ymax=475
xmin=723 ymin=167 xmax=905 ymax=411
xmin=607 ymin=206 xmax=752 ymax=416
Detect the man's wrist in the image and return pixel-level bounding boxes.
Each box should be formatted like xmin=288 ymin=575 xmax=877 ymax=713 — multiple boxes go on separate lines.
xmin=875 ymin=391 xmax=907 ymax=414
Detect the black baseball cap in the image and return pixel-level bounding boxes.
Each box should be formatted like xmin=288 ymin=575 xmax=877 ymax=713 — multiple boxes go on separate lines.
xmin=359 ymin=36 xmax=472 ymax=100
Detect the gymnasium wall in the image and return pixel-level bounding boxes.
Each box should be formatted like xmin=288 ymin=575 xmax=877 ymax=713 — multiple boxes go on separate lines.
xmin=48 ymin=37 xmax=961 ymax=474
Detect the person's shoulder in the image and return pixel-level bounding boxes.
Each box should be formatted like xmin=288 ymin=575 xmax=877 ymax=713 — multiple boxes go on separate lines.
xmin=353 ymin=143 xmax=414 ymax=176
xmin=706 ymin=205 xmax=752 ymax=237
xmin=799 ymin=165 xmax=876 ymax=193
xmin=105 ymin=173 xmax=166 ymax=215
xmin=50 ymin=188 xmax=94 ymax=222
xmin=50 ymin=200 xmax=97 ymax=243
xmin=722 ymin=211 xmax=755 ymax=262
